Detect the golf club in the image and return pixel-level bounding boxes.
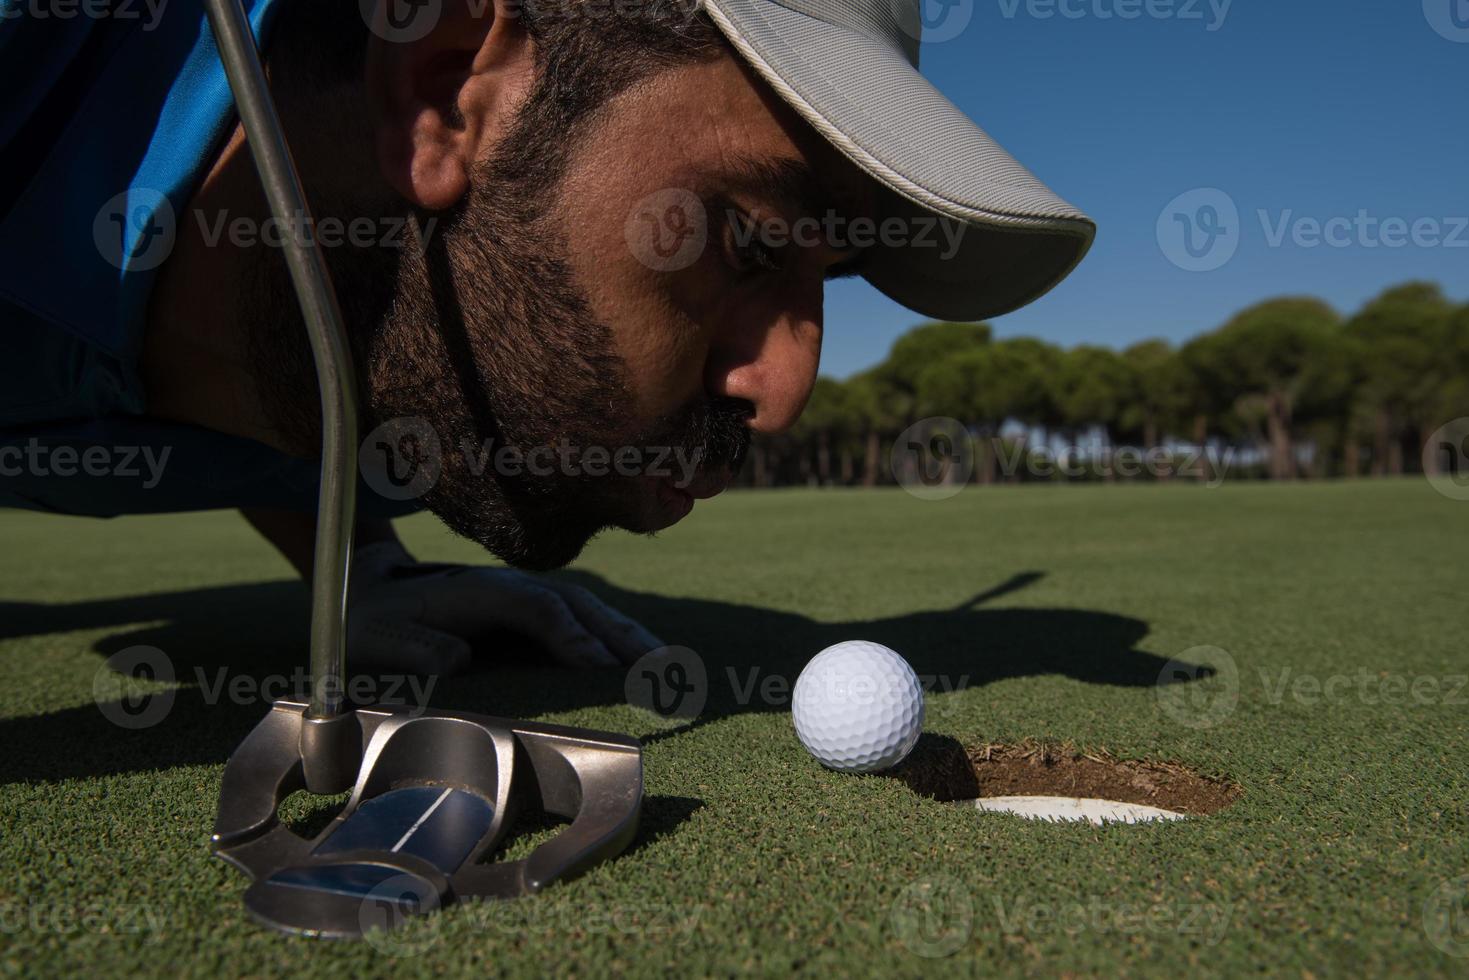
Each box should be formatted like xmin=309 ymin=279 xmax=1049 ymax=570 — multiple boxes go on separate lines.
xmin=201 ymin=0 xmax=644 ymax=939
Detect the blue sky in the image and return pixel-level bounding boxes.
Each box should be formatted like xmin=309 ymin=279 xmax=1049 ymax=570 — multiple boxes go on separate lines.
xmin=821 ymin=0 xmax=1469 ymax=378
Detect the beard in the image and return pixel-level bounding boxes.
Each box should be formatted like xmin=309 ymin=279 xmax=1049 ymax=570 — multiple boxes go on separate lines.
xmin=244 ymin=99 xmax=749 ymax=570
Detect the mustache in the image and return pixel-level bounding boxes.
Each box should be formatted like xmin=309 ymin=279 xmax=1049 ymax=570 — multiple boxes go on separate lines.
xmin=634 ymin=396 xmax=753 ymax=475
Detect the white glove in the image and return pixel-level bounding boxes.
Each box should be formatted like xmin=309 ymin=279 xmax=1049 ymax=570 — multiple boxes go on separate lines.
xmin=345 ymin=541 xmax=665 ymax=675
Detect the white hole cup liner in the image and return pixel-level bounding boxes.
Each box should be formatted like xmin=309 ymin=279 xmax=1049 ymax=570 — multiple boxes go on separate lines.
xmin=955 ymin=796 xmax=1187 ymax=826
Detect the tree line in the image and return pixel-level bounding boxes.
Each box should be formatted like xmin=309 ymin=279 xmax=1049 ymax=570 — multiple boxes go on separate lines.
xmin=741 ymin=281 xmax=1469 ymax=487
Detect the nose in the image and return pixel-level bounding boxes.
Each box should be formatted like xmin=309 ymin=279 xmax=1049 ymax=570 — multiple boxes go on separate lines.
xmin=706 ymin=297 xmax=823 ymax=436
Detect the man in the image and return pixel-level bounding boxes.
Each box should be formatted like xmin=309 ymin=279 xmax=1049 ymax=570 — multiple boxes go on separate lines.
xmin=0 ymin=0 xmax=1093 ymax=674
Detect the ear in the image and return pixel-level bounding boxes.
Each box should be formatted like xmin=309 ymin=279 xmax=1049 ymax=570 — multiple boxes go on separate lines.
xmin=364 ymin=0 xmax=537 ymax=210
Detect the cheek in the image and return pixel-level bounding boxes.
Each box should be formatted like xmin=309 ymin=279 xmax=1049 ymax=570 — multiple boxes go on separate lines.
xmin=606 ymin=287 xmax=711 ymax=420
xmin=561 ymin=204 xmax=714 ymax=421
xmin=559 ymin=171 xmax=753 ymax=422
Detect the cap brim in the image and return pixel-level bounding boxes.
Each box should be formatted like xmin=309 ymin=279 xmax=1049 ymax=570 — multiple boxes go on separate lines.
xmin=703 ymin=0 xmax=1096 ymax=321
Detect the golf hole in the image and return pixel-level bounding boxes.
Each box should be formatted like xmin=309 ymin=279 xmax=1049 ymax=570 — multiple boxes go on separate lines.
xmin=889 ymin=738 xmax=1241 ymax=825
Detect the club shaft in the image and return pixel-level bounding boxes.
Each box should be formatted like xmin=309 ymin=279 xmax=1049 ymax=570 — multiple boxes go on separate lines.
xmin=203 ymin=0 xmax=356 ymax=720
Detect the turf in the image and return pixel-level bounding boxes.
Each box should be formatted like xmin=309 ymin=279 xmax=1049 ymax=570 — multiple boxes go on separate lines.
xmin=1 ymin=480 xmax=1465 ymax=976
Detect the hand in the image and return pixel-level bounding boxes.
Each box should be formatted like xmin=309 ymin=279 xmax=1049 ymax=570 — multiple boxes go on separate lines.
xmin=345 ymin=541 xmax=664 ymax=675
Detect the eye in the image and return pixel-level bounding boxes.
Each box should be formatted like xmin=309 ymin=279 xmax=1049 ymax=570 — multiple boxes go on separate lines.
xmin=721 ymin=210 xmax=785 ymax=276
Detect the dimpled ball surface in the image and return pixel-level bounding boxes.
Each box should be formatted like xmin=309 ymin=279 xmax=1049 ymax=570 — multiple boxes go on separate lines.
xmin=791 ymin=641 xmax=925 ymax=773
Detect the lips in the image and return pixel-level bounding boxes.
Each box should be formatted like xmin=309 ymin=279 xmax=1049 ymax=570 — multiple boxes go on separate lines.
xmin=636 ymin=468 xmax=731 ymax=532
xmin=650 ymin=481 xmax=694 ymax=527
xmin=681 ymin=469 xmax=733 ymax=501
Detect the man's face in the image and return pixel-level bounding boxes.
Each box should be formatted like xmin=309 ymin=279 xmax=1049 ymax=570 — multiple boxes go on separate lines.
xmin=294 ymin=48 xmax=872 ymax=569
xmin=560 ymin=56 xmax=870 ymax=432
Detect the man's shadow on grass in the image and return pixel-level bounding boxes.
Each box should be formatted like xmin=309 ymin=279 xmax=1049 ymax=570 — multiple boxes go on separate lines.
xmin=0 ymin=570 xmax=1208 ymax=787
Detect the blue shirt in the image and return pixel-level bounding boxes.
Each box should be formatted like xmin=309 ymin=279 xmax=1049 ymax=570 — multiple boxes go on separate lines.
xmin=0 ymin=0 xmax=414 ymax=518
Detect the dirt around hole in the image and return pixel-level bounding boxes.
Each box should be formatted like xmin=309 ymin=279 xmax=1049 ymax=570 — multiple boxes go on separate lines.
xmin=889 ymin=736 xmax=1242 ymax=816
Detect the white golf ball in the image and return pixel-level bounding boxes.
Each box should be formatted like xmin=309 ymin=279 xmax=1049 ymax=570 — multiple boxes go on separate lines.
xmin=791 ymin=640 xmax=924 ymax=773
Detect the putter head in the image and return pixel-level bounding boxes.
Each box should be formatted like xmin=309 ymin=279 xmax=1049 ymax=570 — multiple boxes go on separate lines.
xmin=212 ymin=701 xmax=643 ymax=938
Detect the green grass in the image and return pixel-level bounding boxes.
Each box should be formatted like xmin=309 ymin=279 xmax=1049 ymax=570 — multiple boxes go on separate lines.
xmin=1 ymin=480 xmax=1466 ymax=976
